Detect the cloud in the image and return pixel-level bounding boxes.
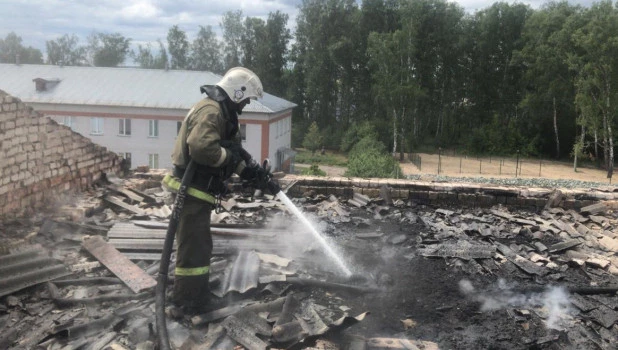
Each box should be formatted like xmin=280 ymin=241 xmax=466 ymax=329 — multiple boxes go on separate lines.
xmin=120 ymin=0 xmax=161 ymax=20
xmin=0 ymin=0 xmax=596 ymax=59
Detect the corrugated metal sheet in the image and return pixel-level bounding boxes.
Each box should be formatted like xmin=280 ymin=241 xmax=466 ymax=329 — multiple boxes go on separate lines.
xmin=213 ymin=251 xmax=260 ymax=297
xmin=0 ymin=64 xmax=296 ymax=113
xmin=0 ymin=246 xmax=71 ymax=297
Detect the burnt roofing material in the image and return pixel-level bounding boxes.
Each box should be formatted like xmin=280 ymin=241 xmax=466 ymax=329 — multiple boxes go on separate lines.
xmin=0 ymin=247 xmax=71 ymax=298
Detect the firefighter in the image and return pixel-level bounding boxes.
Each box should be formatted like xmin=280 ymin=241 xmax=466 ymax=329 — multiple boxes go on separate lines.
xmin=162 ymin=67 xmax=266 ymax=315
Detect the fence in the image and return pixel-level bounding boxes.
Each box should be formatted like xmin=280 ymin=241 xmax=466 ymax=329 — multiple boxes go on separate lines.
xmin=408 ymin=153 xmax=422 ymax=171
xmin=405 ymin=151 xmax=613 ymax=183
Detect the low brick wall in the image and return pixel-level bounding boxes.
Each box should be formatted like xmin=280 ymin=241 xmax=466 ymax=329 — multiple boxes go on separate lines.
xmin=0 ymin=90 xmax=120 ymax=218
xmin=282 ymin=175 xmax=618 ymax=210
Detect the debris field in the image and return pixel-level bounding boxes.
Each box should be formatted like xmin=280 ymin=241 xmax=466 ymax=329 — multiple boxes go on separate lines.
xmin=1 ymin=171 xmax=618 ymax=350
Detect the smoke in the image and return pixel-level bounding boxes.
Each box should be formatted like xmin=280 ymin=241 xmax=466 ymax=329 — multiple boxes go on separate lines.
xmin=265 ymin=209 xmax=351 ymax=275
xmin=459 ymin=279 xmax=573 ymax=330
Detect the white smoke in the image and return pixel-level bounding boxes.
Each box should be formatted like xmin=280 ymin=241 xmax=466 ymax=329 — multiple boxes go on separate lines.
xmin=459 ymin=279 xmax=573 ymax=330
xmin=265 ymin=208 xmax=352 ymax=275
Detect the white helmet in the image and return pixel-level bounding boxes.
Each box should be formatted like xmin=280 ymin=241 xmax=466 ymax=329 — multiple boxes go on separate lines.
xmin=216 ymin=67 xmax=263 ymax=103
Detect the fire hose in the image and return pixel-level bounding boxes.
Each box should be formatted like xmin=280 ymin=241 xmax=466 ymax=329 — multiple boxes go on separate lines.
xmin=156 ymin=159 xmax=196 ymax=350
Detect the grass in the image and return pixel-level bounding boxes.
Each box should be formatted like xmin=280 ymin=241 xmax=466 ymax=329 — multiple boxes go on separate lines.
xmin=294 ymin=148 xmax=348 ymax=167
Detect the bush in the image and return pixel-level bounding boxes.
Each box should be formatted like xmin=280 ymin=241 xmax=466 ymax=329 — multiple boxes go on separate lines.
xmin=302 ymin=121 xmax=322 ymax=154
xmin=295 ymin=149 xmax=348 ymax=166
xmin=300 ymin=164 xmax=327 ymax=176
xmin=340 ymin=121 xmax=378 ymax=152
xmin=345 ymin=136 xmax=402 ymax=178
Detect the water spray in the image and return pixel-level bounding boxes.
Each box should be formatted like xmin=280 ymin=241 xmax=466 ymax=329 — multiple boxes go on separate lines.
xmin=275 ymin=191 xmax=352 ymax=277
xmin=258 ymin=159 xmax=352 ymax=277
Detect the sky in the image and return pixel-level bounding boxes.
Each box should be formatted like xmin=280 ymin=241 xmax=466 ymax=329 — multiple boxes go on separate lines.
xmin=0 ymin=0 xmax=598 ymax=61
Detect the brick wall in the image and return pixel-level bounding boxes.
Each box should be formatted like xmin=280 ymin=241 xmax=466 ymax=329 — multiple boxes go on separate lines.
xmin=281 ymin=175 xmax=618 ymax=210
xmin=0 ymin=90 xmax=120 ymax=218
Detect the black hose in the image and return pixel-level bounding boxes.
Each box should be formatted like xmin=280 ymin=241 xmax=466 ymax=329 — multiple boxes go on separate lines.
xmin=156 ymin=160 xmax=197 ymax=350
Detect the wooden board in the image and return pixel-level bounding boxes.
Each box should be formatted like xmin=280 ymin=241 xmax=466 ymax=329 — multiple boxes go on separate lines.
xmin=82 ymin=236 xmax=156 ymax=293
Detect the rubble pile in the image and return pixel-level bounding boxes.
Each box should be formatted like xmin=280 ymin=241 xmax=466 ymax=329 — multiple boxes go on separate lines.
xmin=0 ymin=171 xmax=618 ymax=349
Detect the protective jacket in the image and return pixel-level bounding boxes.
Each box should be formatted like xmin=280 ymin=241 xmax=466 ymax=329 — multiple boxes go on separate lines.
xmin=166 ymin=93 xmax=246 ymax=202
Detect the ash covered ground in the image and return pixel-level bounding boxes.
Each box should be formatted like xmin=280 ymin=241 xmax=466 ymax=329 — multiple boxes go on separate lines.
xmin=288 ymin=195 xmax=618 ymax=350
xmin=2 ymin=177 xmax=618 ymax=349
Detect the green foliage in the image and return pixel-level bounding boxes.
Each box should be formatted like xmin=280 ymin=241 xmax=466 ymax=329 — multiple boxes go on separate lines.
xmin=302 ymin=122 xmax=323 ymax=154
xmin=167 ymin=25 xmax=190 ymax=69
xmin=295 ymin=150 xmax=348 ymax=167
xmin=340 ymin=121 xmax=378 ymax=152
xmin=46 ymin=34 xmax=84 ymax=65
xmin=221 ymin=10 xmax=244 ymax=70
xmin=132 ymin=39 xmax=168 ymax=69
xmin=300 ymin=164 xmax=327 ymax=176
xmin=345 ymin=136 xmax=401 ymax=178
xmin=0 ymin=32 xmax=43 ymax=64
xmin=85 ymin=32 xmax=131 ymax=67
xmin=190 ymin=25 xmax=223 ymax=73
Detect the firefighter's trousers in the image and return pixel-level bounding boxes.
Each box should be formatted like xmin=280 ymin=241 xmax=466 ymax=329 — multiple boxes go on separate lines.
xmin=173 ymin=196 xmax=213 ymax=310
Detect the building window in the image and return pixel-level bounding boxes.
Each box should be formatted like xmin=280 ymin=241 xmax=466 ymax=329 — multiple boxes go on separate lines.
xmin=148 ymin=153 xmax=159 ymax=169
xmin=149 ymin=120 xmax=159 ymax=137
xmin=119 ymin=118 xmax=131 ymax=136
xmin=90 ymin=117 xmax=104 ymax=135
xmin=177 ymin=121 xmax=182 ymax=135
xmin=60 ymin=116 xmax=75 ymax=130
xmin=240 ymin=124 xmax=247 ymax=141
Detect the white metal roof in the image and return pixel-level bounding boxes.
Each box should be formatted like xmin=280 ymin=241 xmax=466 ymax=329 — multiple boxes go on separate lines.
xmin=0 ymin=64 xmax=296 ymax=114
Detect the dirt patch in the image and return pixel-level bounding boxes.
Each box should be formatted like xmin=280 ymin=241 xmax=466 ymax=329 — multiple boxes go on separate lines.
xmin=299 ymin=153 xmax=613 ymax=185
xmin=402 ymin=153 xmax=613 ymax=184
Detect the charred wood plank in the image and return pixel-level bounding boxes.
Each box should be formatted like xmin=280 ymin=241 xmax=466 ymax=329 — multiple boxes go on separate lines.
xmin=548 ymin=239 xmax=582 ymax=253
xmin=580 ymin=202 xmax=608 ymax=215
xmin=82 ymin=236 xmax=156 ymax=293
xmin=103 ymin=195 xmax=145 ymax=215
xmin=495 ymin=242 xmax=545 ymax=276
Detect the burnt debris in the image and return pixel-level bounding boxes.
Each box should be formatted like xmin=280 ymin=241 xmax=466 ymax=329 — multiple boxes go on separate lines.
xmin=1 ymin=171 xmax=618 ymax=349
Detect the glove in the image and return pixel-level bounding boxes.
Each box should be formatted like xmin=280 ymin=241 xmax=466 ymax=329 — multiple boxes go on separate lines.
xmin=240 ymin=164 xmax=269 ymax=191
xmin=267 ymin=179 xmax=281 ymax=195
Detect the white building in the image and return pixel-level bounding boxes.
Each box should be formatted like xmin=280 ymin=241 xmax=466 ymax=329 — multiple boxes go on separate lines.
xmin=0 ymin=64 xmax=296 ymax=171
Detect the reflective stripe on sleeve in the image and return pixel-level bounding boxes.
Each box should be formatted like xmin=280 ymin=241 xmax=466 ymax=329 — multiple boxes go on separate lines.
xmin=213 ymin=147 xmax=227 ymax=167
xmin=161 ymin=174 xmax=216 ymax=204
xmin=175 ymin=265 xmax=210 ymax=276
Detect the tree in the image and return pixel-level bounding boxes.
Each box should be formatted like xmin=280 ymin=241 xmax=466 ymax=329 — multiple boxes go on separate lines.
xmin=46 ymin=34 xmax=84 ymax=66
xmin=515 ymin=2 xmax=581 ymax=159
xmin=241 ymin=17 xmax=266 ymax=70
xmin=367 ymin=27 xmax=421 ymax=160
xmin=221 ymin=10 xmax=245 ymax=70
xmin=345 ymin=135 xmax=402 ymax=178
xmin=293 ymin=0 xmax=361 ymax=148
xmin=0 ymin=32 xmax=43 ymax=64
xmin=462 ymin=2 xmax=531 ymax=154
xmin=154 ymin=40 xmax=169 ymax=69
xmin=302 ymin=121 xmax=323 ymax=154
xmin=167 ymin=25 xmax=189 ymax=69
xmin=190 ymin=25 xmax=223 ymax=73
xmin=570 ymin=1 xmax=618 ymax=178
xmin=261 ymin=11 xmax=292 ymax=96
xmin=86 ymin=32 xmax=131 ymax=67
xmin=132 ymin=39 xmax=168 ymax=69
